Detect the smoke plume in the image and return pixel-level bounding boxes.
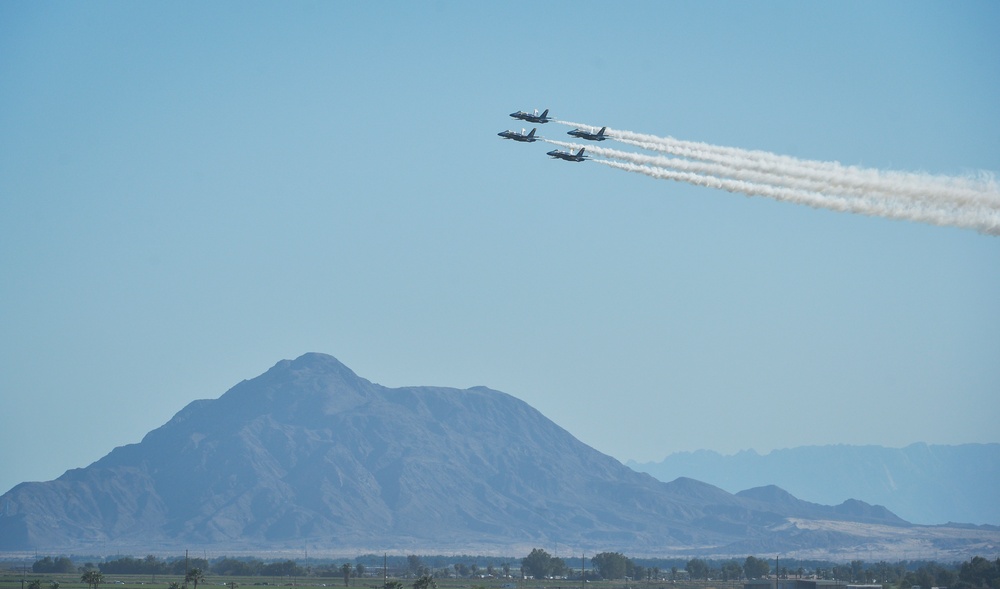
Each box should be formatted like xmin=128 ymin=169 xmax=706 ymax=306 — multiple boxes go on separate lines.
xmin=549 ymin=121 xmax=1000 ymax=235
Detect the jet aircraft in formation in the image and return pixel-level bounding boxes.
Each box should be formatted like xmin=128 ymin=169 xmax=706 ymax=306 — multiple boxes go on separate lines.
xmin=499 ymin=109 xmax=594 ymax=163
xmin=509 ymin=108 xmax=551 ymax=124
xmin=567 ymin=126 xmax=607 ymax=141
xmin=497 ymin=128 xmax=538 ymax=142
xmin=546 ymin=147 xmax=588 ymax=162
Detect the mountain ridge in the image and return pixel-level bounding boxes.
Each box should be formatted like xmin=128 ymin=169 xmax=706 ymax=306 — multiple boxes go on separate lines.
xmin=1 ymin=353 xmax=996 ymax=559
xmin=629 ymin=442 xmax=1000 ymax=525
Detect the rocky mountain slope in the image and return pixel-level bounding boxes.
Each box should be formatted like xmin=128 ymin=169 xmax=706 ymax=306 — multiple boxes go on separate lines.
xmin=1 ymin=353 xmax=996 ymax=558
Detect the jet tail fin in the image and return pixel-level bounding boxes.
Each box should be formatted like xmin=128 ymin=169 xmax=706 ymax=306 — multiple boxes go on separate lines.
xmin=598 ymin=127 xmax=607 ymax=136
xmin=576 ymin=148 xmax=586 ymax=157
xmin=527 ymin=128 xmax=536 ymax=137
xmin=540 ymin=109 xmax=549 ymax=119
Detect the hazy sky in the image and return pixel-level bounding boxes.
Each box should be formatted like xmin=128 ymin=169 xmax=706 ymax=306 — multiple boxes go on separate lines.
xmin=2 ymin=2 xmax=998 ymax=496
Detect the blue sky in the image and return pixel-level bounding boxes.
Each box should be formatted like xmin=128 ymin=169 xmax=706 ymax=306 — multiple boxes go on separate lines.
xmin=2 ymin=2 xmax=998 ymax=497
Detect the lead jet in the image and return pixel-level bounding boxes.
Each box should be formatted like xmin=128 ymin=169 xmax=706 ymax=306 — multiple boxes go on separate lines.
xmin=497 ymin=128 xmax=538 ymax=142
xmin=546 ymin=147 xmax=588 ymax=162
xmin=567 ymin=126 xmax=607 ymax=141
xmin=509 ymin=108 xmax=551 ymax=124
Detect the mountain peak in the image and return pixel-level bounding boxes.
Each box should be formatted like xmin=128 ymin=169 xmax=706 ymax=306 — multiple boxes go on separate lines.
xmin=199 ymin=353 xmax=378 ymax=426
xmin=835 ymin=498 xmax=908 ymax=525
xmin=737 ymin=484 xmax=798 ymax=503
xmin=270 ymin=352 xmax=361 ymax=379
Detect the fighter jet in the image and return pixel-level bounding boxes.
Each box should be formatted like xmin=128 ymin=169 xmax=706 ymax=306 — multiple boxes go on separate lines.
xmin=497 ymin=128 xmax=538 ymax=142
xmin=509 ymin=108 xmax=551 ymax=124
xmin=546 ymin=147 xmax=588 ymax=162
xmin=567 ymin=126 xmax=607 ymax=141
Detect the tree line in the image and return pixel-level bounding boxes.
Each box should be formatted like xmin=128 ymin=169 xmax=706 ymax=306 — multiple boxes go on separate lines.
xmin=517 ymin=549 xmax=772 ymax=582
xmin=517 ymin=549 xmax=999 ymax=589
xmin=28 ymin=552 xmax=1000 ymax=589
xmin=32 ymin=556 xmax=333 ymax=577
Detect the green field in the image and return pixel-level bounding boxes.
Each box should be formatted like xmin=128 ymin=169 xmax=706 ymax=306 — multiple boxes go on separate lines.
xmin=0 ymin=573 xmax=742 ymax=589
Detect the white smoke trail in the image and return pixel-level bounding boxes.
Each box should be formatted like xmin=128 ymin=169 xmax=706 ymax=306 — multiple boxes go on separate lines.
xmin=555 ymin=120 xmax=1000 ymax=210
xmin=612 ymin=135 xmax=1000 ymax=210
xmin=551 ymin=120 xmax=1000 ymax=234
xmin=591 ymin=159 xmax=1000 ymax=235
xmin=543 ymin=139 xmax=1000 ymax=224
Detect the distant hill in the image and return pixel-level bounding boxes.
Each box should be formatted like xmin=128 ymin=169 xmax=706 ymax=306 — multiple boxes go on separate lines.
xmin=1 ymin=353 xmax=997 ymax=558
xmin=628 ymin=443 xmax=1000 ymax=525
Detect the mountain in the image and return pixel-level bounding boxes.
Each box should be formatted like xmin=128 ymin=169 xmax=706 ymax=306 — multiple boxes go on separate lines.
xmin=628 ymin=443 xmax=1000 ymax=525
xmin=1 ymin=353 xmax=997 ymax=558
